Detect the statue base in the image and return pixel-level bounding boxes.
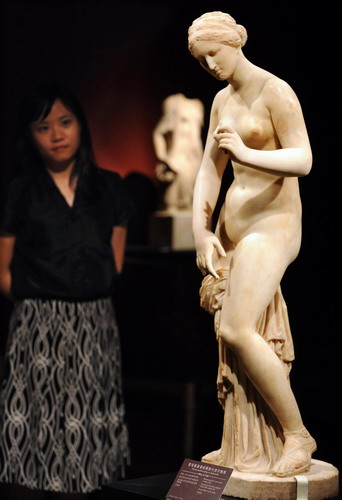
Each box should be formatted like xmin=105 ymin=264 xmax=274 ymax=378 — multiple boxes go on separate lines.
xmin=223 ymin=459 xmax=339 ymax=500
xmin=149 ymin=210 xmax=195 ymax=251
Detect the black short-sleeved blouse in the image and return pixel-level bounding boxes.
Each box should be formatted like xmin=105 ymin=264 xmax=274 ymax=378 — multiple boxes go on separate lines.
xmin=0 ymin=166 xmax=135 ymax=301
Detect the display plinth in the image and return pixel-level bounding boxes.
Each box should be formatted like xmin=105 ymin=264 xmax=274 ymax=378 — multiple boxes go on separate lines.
xmin=101 ymin=464 xmax=340 ymax=500
xmin=149 ymin=210 xmax=194 ymax=251
xmin=102 ymin=472 xmax=238 ymax=500
xmin=101 ymin=472 xmax=177 ymax=500
xmin=223 ymin=460 xmax=339 ymax=500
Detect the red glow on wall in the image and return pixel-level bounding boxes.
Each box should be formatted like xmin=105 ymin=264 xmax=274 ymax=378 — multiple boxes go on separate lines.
xmin=83 ymin=75 xmax=158 ymax=181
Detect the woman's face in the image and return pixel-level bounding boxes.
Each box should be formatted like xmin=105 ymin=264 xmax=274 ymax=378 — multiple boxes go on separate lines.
xmin=191 ymin=40 xmax=239 ymax=81
xmin=30 ymin=99 xmax=81 ymax=170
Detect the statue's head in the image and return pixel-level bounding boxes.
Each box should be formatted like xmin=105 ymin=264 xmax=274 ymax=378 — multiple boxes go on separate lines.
xmin=188 ymin=11 xmax=247 ymax=55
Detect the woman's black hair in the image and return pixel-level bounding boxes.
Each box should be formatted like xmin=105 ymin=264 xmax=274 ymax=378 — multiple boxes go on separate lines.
xmin=15 ymin=80 xmax=94 ymax=179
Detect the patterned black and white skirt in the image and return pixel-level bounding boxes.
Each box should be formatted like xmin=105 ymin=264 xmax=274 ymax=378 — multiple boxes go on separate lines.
xmin=0 ymin=298 xmax=129 ymax=493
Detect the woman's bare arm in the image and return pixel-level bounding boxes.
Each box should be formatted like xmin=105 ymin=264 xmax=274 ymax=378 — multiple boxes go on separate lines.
xmin=0 ymin=235 xmax=15 ymax=299
xmin=110 ymin=225 xmax=128 ymax=274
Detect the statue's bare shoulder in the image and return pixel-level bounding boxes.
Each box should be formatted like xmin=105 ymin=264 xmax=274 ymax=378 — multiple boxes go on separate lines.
xmin=211 ymin=86 xmax=230 ymax=118
xmin=262 ymin=76 xmax=301 ymax=113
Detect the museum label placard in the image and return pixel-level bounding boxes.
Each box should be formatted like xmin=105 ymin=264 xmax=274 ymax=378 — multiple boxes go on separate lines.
xmin=166 ymin=458 xmax=233 ymax=500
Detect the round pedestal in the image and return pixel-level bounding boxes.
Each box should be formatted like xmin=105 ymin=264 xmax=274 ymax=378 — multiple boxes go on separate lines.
xmin=223 ymin=459 xmax=339 ymax=500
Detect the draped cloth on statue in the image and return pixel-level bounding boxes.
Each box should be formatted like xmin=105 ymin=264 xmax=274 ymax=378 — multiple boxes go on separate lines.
xmin=199 ymin=269 xmax=295 ymax=473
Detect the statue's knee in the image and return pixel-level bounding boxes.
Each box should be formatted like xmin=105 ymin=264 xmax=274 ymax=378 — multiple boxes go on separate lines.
xmin=218 ymin=324 xmax=240 ymax=348
xmin=218 ymin=323 xmax=251 ymax=352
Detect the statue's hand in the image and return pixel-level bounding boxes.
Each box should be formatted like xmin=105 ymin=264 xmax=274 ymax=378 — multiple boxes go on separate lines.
xmin=214 ymin=125 xmax=247 ymax=163
xmin=195 ymin=233 xmax=226 ymax=279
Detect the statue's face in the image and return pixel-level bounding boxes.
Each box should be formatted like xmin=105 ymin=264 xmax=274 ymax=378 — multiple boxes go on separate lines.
xmin=191 ymin=40 xmax=239 ymax=81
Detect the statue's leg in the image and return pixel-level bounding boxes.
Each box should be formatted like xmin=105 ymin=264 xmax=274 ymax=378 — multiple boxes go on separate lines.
xmin=164 ymin=177 xmax=179 ymax=210
xmin=218 ymin=232 xmax=316 ymax=476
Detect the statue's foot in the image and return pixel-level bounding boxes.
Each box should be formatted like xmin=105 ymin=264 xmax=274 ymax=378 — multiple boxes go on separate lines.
xmin=273 ymin=428 xmax=317 ymax=477
xmin=202 ymin=449 xmax=224 ymax=465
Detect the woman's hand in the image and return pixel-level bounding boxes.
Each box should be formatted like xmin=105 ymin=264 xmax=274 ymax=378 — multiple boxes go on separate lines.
xmin=214 ymin=125 xmax=248 ymax=163
xmin=195 ymin=232 xmax=226 ymax=279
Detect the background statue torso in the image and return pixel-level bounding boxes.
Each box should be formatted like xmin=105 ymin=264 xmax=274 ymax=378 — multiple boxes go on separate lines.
xmin=153 ymin=93 xmax=204 ymax=211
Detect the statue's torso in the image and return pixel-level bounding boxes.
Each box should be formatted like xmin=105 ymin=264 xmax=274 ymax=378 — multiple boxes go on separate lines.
xmin=215 ymin=77 xmax=302 ymax=248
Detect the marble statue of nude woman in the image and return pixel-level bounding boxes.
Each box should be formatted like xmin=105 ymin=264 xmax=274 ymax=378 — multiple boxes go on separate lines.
xmin=153 ymin=93 xmax=204 ymax=211
xmin=188 ymin=11 xmax=316 ymax=477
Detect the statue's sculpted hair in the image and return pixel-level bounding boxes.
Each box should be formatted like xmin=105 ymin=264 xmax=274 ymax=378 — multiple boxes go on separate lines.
xmin=188 ymin=11 xmax=247 ymax=53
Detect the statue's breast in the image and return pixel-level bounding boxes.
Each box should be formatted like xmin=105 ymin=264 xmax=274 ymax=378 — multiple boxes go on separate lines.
xmin=218 ymin=91 xmax=276 ymax=150
xmin=237 ymin=115 xmax=274 ymax=149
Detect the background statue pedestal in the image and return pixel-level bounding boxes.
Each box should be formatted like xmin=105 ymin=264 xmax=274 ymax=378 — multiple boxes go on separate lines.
xmin=223 ymin=460 xmax=339 ymax=500
xmin=149 ymin=210 xmax=194 ymax=251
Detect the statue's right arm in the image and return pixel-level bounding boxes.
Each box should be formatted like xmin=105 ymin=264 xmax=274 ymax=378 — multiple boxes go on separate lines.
xmin=0 ymin=234 xmax=15 ymax=299
xmin=192 ymin=92 xmax=227 ymax=278
xmin=152 ymin=114 xmax=173 ymax=165
xmin=153 ymin=126 xmax=168 ymax=164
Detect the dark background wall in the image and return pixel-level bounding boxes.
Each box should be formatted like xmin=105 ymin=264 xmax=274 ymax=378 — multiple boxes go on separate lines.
xmin=1 ymin=0 xmax=340 ymax=481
